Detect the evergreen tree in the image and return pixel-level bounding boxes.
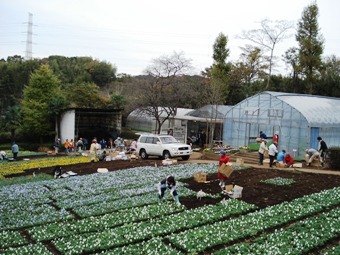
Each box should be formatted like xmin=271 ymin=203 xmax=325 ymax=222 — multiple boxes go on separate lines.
xmin=21 ymin=65 xmax=62 ymax=143
xmin=296 ymin=2 xmax=324 ymax=94
xmin=208 ymin=32 xmax=231 ymax=103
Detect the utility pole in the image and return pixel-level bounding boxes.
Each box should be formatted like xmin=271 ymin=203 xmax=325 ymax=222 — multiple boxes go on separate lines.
xmin=24 ymin=13 xmax=33 ymax=60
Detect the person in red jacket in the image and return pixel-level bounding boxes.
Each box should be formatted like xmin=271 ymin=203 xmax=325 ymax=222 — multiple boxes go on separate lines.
xmin=217 ymin=150 xmax=230 ymax=191
xmin=283 ymin=153 xmax=294 ymax=167
xmin=273 ymin=131 xmax=279 ymax=144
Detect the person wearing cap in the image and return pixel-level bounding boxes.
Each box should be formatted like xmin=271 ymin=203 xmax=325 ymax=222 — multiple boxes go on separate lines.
xmin=305 ymin=148 xmax=320 ymax=166
xmin=268 ymin=141 xmax=278 ymax=168
xmin=277 ymin=149 xmax=286 ymax=162
xmin=157 ymin=175 xmax=181 ymax=205
xmin=217 ymin=150 xmax=230 ymax=190
xmin=258 ymin=139 xmax=268 ymax=165
xmin=0 ymin=150 xmax=7 ymax=160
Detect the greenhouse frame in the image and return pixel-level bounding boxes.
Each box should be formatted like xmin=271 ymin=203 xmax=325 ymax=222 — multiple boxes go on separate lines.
xmin=223 ymin=91 xmax=340 ymax=157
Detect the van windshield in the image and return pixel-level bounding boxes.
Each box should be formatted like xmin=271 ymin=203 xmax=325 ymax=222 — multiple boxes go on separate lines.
xmin=160 ymin=136 xmax=179 ymax=144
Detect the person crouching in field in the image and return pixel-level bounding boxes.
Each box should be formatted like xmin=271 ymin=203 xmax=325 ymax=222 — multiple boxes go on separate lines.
xmin=158 ymin=175 xmax=181 ymax=205
xmin=283 ymin=153 xmax=294 ymax=167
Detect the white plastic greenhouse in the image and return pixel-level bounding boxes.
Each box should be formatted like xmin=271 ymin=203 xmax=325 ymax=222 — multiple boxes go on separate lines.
xmin=223 ymin=91 xmax=340 ymax=157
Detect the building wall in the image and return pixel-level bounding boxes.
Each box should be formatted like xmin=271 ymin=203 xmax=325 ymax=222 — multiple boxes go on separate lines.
xmin=60 ymin=110 xmax=76 ymax=143
xmin=59 ymin=109 xmax=122 ymax=145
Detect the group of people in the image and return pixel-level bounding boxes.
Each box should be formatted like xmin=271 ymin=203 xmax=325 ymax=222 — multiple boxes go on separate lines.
xmin=54 ymin=137 xmax=88 ymax=154
xmin=258 ymin=131 xmax=328 ymax=168
xmin=87 ymin=137 xmax=138 ymax=162
xmin=258 ymin=131 xmax=294 ymax=168
xmin=54 ymin=136 xmax=137 ymax=154
xmin=306 ymin=137 xmax=328 ymax=166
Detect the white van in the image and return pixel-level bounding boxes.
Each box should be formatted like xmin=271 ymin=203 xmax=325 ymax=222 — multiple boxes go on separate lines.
xmin=137 ymin=134 xmax=192 ymax=160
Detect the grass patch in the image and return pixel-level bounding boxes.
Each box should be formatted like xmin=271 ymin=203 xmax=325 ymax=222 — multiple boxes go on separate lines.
xmin=0 ymin=173 xmax=53 ymax=187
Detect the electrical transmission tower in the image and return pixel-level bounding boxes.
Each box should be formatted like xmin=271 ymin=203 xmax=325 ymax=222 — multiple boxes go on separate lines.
xmin=24 ymin=13 xmax=33 ymax=60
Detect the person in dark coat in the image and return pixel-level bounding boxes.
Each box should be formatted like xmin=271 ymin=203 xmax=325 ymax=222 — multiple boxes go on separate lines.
xmin=317 ymin=136 xmax=328 ymax=165
xmin=259 ymin=131 xmax=267 ymax=139
xmin=53 ymin=166 xmax=62 ymax=179
xmin=200 ymin=130 xmax=207 ymax=148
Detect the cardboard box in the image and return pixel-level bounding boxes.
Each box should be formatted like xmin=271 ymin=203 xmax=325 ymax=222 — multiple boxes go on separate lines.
xmin=218 ymin=163 xmax=234 ymax=178
xmin=225 ymin=184 xmax=233 ymax=192
xmin=236 ymin=157 xmax=244 ymax=166
xmin=194 ymin=172 xmax=207 ymax=183
xmin=275 ymin=161 xmax=285 ymax=168
xmin=292 ymin=163 xmax=303 ymax=168
xmin=310 ymin=161 xmax=321 ymax=167
xmin=110 ymin=152 xmax=119 ymax=157
xmin=225 ymin=184 xmax=243 ymax=199
xmin=263 ymin=159 xmax=270 ymax=165
xmin=305 ymin=154 xmax=321 ymax=166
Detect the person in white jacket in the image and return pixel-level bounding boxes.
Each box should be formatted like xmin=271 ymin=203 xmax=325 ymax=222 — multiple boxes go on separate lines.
xmin=258 ymin=139 xmax=268 ymax=165
xmin=306 ymin=148 xmax=320 ymax=166
xmin=268 ymin=141 xmax=278 ymax=168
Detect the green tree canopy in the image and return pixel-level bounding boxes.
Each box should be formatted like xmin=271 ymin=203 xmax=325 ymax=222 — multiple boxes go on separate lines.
xmin=0 ymin=105 xmax=22 ymax=142
xmin=64 ymin=82 xmax=107 ymax=108
xmin=21 ymin=64 xmax=62 ymax=142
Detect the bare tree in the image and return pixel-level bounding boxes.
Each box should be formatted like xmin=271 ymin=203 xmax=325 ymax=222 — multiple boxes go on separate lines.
xmin=133 ymin=52 xmax=193 ymax=134
xmin=200 ymin=78 xmax=225 ymax=147
xmin=238 ymin=45 xmax=268 ymax=83
xmin=238 ymin=19 xmax=294 ymax=88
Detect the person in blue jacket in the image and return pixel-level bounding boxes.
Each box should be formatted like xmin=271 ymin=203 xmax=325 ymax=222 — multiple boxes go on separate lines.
xmin=277 ymin=149 xmax=286 ymax=162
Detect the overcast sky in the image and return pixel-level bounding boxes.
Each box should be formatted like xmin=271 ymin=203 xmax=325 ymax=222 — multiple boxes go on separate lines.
xmin=1 ymin=0 xmax=339 ymax=76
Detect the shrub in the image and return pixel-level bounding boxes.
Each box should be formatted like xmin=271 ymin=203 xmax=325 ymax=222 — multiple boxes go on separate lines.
xmin=327 ymin=147 xmax=340 ymax=170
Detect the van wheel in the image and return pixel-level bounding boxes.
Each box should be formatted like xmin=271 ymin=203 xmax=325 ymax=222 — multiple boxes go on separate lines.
xmin=181 ymin=155 xmax=190 ymax=160
xmin=140 ymin=149 xmax=148 ymax=159
xmin=163 ymin=151 xmax=171 ymax=160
